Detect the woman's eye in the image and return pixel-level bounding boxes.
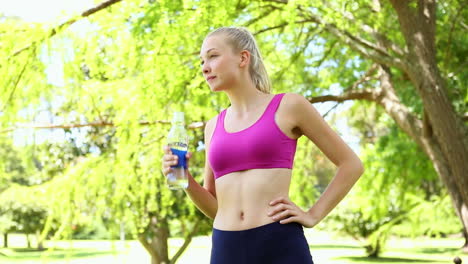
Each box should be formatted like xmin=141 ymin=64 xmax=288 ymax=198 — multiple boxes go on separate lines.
xmin=200 ymin=55 xmax=218 ymax=66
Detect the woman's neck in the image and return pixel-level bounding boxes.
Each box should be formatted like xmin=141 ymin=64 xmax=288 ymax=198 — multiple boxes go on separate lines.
xmin=225 ymin=82 xmax=271 ymax=115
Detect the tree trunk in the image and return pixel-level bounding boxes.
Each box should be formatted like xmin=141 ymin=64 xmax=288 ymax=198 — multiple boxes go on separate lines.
xmin=3 ymin=233 xmax=7 ymax=248
xmin=387 ymin=0 xmax=468 ymax=247
xmin=137 ymin=216 xmax=203 ymax=264
xmin=423 ymin=137 xmax=468 ymax=251
xmin=138 ymin=216 xmax=170 ymax=264
xmin=36 ymin=230 xmax=44 ymax=250
xmin=374 ymin=63 xmax=468 ymax=249
xmin=463 ymin=228 xmax=468 ymax=252
xmin=26 ymin=234 xmax=31 ymax=248
xmin=390 ymin=0 xmax=468 ymax=204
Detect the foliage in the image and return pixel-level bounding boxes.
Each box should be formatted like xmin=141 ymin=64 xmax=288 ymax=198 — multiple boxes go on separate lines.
xmin=393 ymin=193 xmax=461 ymax=238
xmin=0 ymin=137 xmax=26 ymax=191
xmin=1 ymin=0 xmax=466 ymax=262
xmin=327 ymin=119 xmax=443 ymax=257
xmin=0 ymin=185 xmax=48 ymax=238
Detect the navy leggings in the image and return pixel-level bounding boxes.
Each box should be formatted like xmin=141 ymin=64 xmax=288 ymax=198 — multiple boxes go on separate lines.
xmin=210 ymin=221 xmax=314 ymax=264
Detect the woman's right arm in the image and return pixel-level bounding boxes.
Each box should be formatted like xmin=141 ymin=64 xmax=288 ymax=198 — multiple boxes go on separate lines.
xmin=162 ymin=117 xmax=218 ymax=219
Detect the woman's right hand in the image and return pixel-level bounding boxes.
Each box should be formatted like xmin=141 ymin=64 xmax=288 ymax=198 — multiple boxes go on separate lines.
xmin=161 ymin=145 xmax=192 ymax=178
xmin=162 ymin=145 xmax=177 ymax=178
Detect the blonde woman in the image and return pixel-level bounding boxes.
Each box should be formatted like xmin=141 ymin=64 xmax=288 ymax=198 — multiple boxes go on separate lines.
xmin=162 ymin=27 xmax=364 ymax=264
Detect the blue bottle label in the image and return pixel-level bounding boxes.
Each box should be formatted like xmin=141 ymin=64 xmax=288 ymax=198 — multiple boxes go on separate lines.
xmin=170 ymin=148 xmax=187 ymax=169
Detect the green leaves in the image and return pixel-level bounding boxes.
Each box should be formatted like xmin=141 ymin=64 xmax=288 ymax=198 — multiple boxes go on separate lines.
xmin=1 ymin=1 xmax=465 ymax=259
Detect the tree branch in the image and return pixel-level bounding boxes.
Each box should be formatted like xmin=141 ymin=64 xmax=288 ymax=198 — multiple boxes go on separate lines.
xmin=137 ymin=234 xmax=159 ymax=262
xmin=272 ymin=30 xmax=317 ymax=83
xmin=346 ymin=64 xmax=379 ymax=91
xmin=297 ymin=9 xmax=409 ymax=71
xmin=252 ymin=18 xmax=317 ymax=35
xmin=313 ymin=39 xmax=337 ymax=67
xmin=262 ymin=0 xmax=288 ymax=4
xmin=242 ymin=4 xmax=280 ymax=28
xmin=0 ymin=120 xmax=207 ymax=134
xmin=9 ymin=0 xmax=123 ymax=59
xmin=444 ymin=4 xmax=465 ymax=65
xmin=1 ymin=50 xmax=32 ymax=112
xmin=170 ymin=219 xmax=202 ymax=264
xmin=375 ymin=65 xmax=424 ymax=142
xmin=306 ymin=65 xmax=424 ymax=145
xmin=260 ymin=0 xmax=409 ymax=70
xmin=307 ymin=89 xmax=379 ymax=103
xmin=321 ymin=2 xmax=406 ymax=57
xmin=261 ymin=0 xmax=404 ymax=57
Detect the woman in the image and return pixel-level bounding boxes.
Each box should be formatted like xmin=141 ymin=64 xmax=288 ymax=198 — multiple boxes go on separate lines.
xmin=162 ymin=27 xmax=364 ymax=264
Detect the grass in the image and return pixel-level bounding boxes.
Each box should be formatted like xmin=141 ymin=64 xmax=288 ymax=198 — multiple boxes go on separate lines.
xmin=0 ymin=230 xmax=466 ymax=264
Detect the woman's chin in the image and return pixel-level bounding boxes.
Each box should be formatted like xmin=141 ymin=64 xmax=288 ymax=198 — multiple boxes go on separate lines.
xmin=209 ymin=85 xmax=224 ymax=92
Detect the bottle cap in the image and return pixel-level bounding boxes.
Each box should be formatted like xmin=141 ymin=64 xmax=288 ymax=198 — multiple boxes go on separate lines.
xmin=172 ymin=112 xmax=185 ymax=123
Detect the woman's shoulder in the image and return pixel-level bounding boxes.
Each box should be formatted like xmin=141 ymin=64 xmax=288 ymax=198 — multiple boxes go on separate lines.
xmin=277 ymin=92 xmax=321 ymax=125
xmin=203 ymin=114 xmax=220 ymax=144
xmin=278 ymin=92 xmax=311 ymax=112
xmin=205 ymin=114 xmax=218 ymax=132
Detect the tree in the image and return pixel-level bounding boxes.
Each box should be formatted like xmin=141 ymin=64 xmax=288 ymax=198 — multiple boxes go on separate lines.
xmin=243 ymin=0 xmax=468 ymax=248
xmin=0 ymin=185 xmax=48 ymax=250
xmin=0 ymin=137 xmax=52 ymax=250
xmin=307 ymin=1 xmax=468 ymax=248
xmin=3 ymin=1 xmax=217 ymax=262
xmin=328 ymin=111 xmax=457 ymax=257
xmin=1 ymin=0 xmax=467 ymax=262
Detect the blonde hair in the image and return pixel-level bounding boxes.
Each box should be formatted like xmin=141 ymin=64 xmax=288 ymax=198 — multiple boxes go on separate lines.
xmin=207 ymin=27 xmax=272 ymax=94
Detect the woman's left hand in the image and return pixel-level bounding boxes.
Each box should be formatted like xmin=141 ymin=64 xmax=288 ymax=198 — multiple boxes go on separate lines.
xmin=268 ymin=197 xmax=319 ymax=228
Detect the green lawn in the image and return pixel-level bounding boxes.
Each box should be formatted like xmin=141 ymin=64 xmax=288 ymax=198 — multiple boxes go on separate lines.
xmin=0 ymin=230 xmax=466 ymax=264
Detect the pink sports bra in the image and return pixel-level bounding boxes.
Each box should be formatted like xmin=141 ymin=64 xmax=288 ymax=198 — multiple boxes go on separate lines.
xmin=208 ymin=93 xmax=298 ymax=179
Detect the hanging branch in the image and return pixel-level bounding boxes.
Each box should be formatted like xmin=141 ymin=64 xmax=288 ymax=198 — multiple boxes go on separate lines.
xmin=0 ymin=120 xmax=206 ymax=134
xmin=1 ymin=50 xmax=32 ymax=112
xmin=259 ymin=0 xmax=409 ymax=70
xmin=9 ymin=0 xmax=123 ymax=59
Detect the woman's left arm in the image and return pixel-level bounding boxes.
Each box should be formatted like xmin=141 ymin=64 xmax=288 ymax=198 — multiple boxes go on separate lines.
xmin=268 ymin=93 xmax=364 ymax=228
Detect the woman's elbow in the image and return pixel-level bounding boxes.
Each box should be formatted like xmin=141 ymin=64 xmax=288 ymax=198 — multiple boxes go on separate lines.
xmin=342 ymin=155 xmax=364 ymax=179
xmin=354 ymin=157 xmax=364 ymax=178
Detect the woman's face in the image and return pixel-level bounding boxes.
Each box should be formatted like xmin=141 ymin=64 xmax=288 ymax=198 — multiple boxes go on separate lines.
xmin=200 ymin=34 xmax=241 ymax=92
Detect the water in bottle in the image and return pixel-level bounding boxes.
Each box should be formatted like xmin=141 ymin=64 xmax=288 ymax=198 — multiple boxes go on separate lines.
xmin=166 ymin=112 xmax=189 ymax=189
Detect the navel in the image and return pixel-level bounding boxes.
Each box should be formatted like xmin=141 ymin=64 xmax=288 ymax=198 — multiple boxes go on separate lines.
xmin=239 ymin=211 xmax=245 ymax=220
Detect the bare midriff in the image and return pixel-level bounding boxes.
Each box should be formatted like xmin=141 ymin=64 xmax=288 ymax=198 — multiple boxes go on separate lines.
xmin=213 ymin=168 xmax=292 ymax=231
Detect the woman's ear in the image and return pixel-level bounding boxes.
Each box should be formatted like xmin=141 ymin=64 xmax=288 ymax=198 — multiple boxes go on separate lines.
xmin=239 ymin=50 xmax=250 ymax=68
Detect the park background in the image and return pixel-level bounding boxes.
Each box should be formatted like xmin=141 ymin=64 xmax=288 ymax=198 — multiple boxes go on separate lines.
xmin=0 ymin=0 xmax=467 ymax=263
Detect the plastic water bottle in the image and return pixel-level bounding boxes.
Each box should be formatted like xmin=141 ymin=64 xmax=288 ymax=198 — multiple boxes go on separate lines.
xmin=166 ymin=112 xmax=189 ymax=189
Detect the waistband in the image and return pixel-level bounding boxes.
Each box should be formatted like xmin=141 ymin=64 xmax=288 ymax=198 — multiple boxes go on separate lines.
xmin=213 ymin=221 xmax=302 ymax=235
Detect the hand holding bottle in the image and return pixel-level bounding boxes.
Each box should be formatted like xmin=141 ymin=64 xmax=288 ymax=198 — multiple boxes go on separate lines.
xmin=163 ymin=112 xmax=189 ymax=189
xmin=162 ymin=146 xmax=192 ymax=188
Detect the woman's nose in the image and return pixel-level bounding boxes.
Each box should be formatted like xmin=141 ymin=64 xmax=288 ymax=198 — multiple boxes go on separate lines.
xmin=202 ymin=63 xmax=210 ymax=74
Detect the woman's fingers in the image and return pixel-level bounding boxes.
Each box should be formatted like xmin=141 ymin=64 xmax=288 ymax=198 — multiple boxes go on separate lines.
xmin=163 ymin=145 xmax=175 ymax=154
xmin=269 ymin=197 xmax=290 ymax=206
xmin=162 ymin=167 xmax=171 ymax=175
xmin=268 ymin=197 xmax=319 ymax=227
xmin=162 ymin=154 xmax=177 ymax=165
xmin=268 ymin=204 xmax=297 ymax=221
xmin=279 ymin=216 xmax=299 ymax=224
xmin=162 ymin=145 xmax=178 ymax=176
xmin=268 ymin=203 xmax=292 ymax=216
xmin=185 ymin=152 xmax=192 ymax=167
xmin=162 ymin=145 xmax=193 ymax=177
xmin=268 ymin=197 xmax=304 ymax=222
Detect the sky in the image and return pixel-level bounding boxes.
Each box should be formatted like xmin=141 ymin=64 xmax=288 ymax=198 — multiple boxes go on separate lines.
xmin=0 ymin=0 xmax=94 ymax=23
xmin=1 ymin=0 xmax=95 ymax=146
xmin=1 ymin=0 xmax=361 ymax=153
